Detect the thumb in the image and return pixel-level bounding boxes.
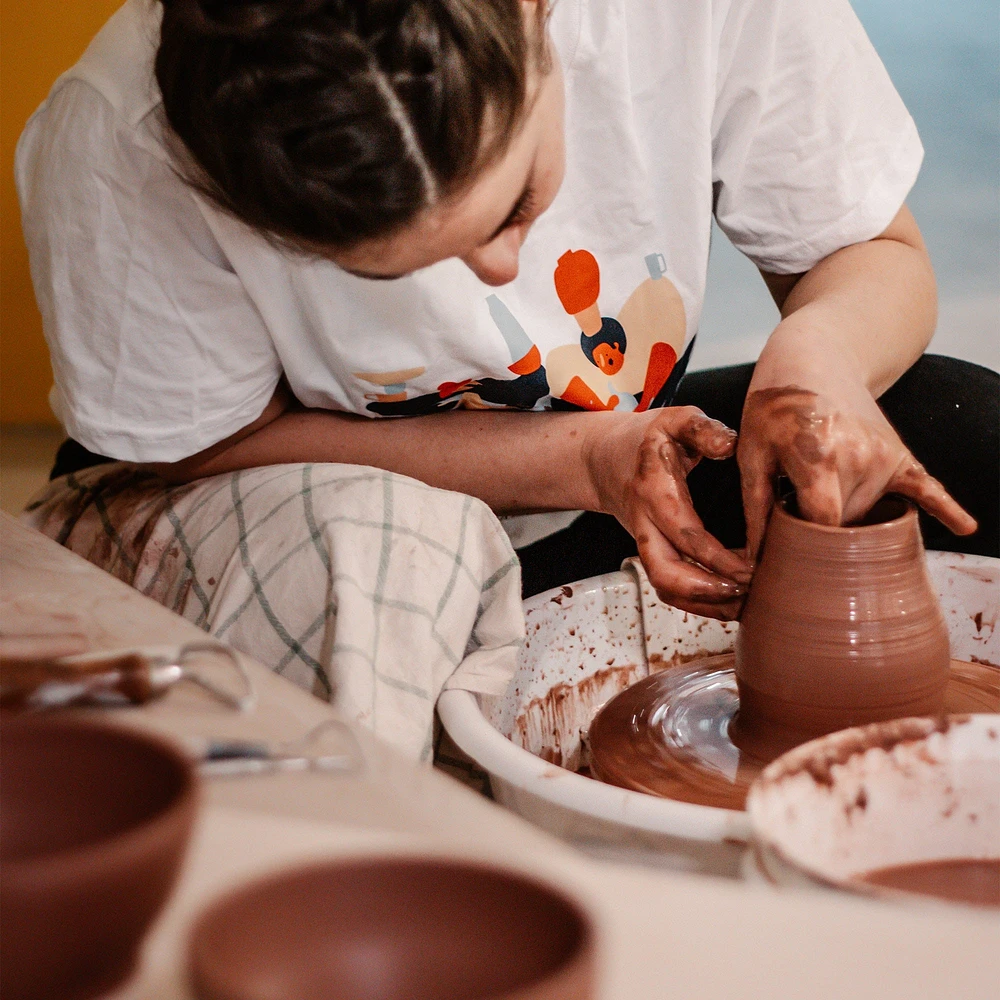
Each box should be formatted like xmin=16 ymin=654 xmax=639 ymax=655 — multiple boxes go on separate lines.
xmin=673 ymin=410 xmax=738 ymax=461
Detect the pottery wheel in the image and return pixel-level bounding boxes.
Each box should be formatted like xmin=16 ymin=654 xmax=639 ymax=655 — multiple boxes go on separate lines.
xmin=587 ymin=655 xmax=1000 ymax=812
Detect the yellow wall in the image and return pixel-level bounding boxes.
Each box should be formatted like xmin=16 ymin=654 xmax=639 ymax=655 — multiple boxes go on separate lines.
xmin=1 ymin=1 xmax=124 ymax=424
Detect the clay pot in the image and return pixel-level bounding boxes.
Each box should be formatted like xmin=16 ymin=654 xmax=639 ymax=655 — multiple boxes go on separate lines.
xmin=732 ymin=496 xmax=950 ymax=750
xmin=0 ymin=715 xmax=198 ymax=1000
xmin=189 ymin=857 xmax=595 ymax=1000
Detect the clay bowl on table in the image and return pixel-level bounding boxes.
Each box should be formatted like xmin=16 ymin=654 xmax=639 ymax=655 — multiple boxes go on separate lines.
xmin=733 ymin=495 xmax=950 ymax=753
xmin=747 ymin=714 xmax=1000 ymax=909
xmin=0 ymin=715 xmax=198 ymax=1000
xmin=189 ymin=856 xmax=595 ymax=1000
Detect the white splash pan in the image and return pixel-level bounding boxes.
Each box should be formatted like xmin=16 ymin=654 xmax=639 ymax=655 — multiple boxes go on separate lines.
xmin=438 ymin=552 xmax=1000 ymax=876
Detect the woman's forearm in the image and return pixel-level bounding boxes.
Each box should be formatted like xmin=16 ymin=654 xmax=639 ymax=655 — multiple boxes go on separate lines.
xmin=733 ymin=203 xmax=972 ymax=552
xmin=753 ymin=204 xmax=936 ymax=397
xmin=155 ymin=403 xmax=613 ymax=514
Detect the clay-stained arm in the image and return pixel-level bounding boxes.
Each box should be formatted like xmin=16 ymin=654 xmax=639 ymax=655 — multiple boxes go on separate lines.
xmin=741 ymin=204 xmax=976 ymax=560
xmin=150 ymin=393 xmax=752 ymax=619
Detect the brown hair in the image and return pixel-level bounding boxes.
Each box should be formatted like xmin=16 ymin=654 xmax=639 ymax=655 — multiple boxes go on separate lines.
xmin=155 ymin=0 xmax=545 ymax=253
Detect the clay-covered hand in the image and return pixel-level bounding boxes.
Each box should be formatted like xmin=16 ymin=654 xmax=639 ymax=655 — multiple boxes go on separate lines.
xmin=585 ymin=406 xmax=752 ymax=620
xmin=738 ymin=385 xmax=978 ymax=562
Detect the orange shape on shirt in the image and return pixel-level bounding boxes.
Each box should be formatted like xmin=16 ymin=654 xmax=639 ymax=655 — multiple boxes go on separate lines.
xmin=508 ymin=344 xmax=542 ymax=375
xmin=635 ymin=342 xmax=677 ymax=412
xmin=438 ymin=378 xmax=477 ymax=398
xmin=554 ymin=250 xmax=600 ymax=315
xmin=561 ymin=375 xmax=619 ymax=411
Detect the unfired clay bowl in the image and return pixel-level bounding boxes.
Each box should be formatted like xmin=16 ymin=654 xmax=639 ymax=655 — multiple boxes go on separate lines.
xmin=188 ymin=856 xmax=595 ymax=1000
xmin=747 ymin=714 xmax=1000 ymax=908
xmin=734 ymin=496 xmax=950 ymax=750
xmin=0 ymin=715 xmax=198 ymax=1000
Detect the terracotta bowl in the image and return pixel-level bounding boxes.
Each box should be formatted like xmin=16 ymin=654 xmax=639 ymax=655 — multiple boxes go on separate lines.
xmin=189 ymin=857 xmax=596 ymax=1000
xmin=747 ymin=714 xmax=1000 ymax=908
xmin=0 ymin=715 xmax=199 ymax=1000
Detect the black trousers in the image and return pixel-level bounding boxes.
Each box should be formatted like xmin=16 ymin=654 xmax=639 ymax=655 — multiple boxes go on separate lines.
xmin=519 ymin=355 xmax=1000 ymax=598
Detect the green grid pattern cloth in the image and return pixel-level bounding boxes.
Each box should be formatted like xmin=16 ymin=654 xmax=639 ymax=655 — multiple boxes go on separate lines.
xmin=24 ymin=462 xmax=524 ymax=762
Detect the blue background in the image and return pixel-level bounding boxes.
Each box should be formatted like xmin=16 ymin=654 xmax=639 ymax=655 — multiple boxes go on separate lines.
xmin=693 ymin=0 xmax=999 ymax=374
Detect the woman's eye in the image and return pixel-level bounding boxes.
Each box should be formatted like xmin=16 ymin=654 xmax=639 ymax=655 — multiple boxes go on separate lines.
xmin=509 ymin=189 xmax=537 ymax=227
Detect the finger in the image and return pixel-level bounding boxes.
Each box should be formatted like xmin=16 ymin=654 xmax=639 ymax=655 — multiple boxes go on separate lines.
xmin=839 ymin=474 xmax=892 ymax=526
xmin=671 ymin=522 xmax=755 ymax=583
xmin=738 ymin=439 xmax=777 ymax=565
xmin=664 ymin=594 xmax=745 ymax=622
xmin=636 ymin=517 xmax=748 ymax=604
xmin=890 ymin=457 xmax=978 ymax=536
xmin=668 ymin=408 xmax=739 ymax=461
xmin=636 ymin=444 xmax=752 ymax=582
xmin=643 ymin=474 xmax=753 ymax=582
xmin=789 ymin=465 xmax=844 ymax=527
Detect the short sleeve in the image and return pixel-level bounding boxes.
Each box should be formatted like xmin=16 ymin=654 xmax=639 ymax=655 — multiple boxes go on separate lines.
xmin=711 ymin=0 xmax=923 ymax=274
xmin=15 ymin=79 xmax=282 ymax=462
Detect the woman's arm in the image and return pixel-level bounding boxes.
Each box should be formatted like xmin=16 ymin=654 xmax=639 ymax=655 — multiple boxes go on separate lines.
xmin=155 ymin=395 xmax=599 ymax=513
xmin=151 ymin=389 xmax=752 ymax=618
xmin=740 ymin=204 xmax=977 ymax=559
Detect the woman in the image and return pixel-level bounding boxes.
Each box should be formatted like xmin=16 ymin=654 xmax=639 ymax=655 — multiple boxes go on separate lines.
xmin=17 ymin=0 xmax=998 ymax=748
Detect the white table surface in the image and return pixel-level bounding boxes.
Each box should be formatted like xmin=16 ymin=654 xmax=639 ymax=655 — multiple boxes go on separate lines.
xmin=3 ymin=513 xmax=997 ymax=1000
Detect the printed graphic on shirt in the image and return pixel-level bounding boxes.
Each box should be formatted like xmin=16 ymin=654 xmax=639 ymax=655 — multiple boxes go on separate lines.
xmin=545 ymin=250 xmax=686 ymax=412
xmin=354 ymin=249 xmax=687 ymax=416
xmin=353 ymin=367 xmax=427 ymax=405
xmin=356 ymin=297 xmax=550 ymax=415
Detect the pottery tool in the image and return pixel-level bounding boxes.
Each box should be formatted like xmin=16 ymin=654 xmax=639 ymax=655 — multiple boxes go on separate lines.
xmin=0 ymin=641 xmax=255 ymax=712
xmin=190 ymin=719 xmax=364 ymax=777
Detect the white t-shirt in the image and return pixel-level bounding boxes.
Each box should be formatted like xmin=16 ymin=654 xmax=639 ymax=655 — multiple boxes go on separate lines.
xmin=17 ymin=0 xmax=921 ymax=544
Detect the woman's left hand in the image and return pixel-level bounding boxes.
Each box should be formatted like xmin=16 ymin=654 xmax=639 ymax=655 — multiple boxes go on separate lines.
xmin=738 ymin=374 xmax=978 ymax=564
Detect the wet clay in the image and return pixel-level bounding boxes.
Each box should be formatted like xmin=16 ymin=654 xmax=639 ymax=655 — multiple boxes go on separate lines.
xmin=587 ymin=654 xmax=999 ymax=811
xmin=855 ymin=858 xmax=1000 ymax=908
xmin=735 ymin=497 xmax=951 ymax=747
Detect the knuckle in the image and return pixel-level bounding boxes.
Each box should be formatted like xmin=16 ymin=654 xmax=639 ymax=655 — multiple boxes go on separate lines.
xmin=646 ymin=565 xmax=678 ymax=596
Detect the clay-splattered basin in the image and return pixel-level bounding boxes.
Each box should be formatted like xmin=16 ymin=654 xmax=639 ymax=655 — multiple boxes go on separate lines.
xmin=438 ymin=553 xmax=999 ymax=876
xmin=746 ymin=714 xmax=1000 ymax=908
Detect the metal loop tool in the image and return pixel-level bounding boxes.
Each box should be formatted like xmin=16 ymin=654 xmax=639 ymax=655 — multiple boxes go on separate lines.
xmin=193 ymin=719 xmax=365 ymax=778
xmin=0 ymin=641 xmax=255 ymax=713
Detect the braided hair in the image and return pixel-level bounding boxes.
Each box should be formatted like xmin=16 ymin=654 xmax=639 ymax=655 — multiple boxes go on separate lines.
xmin=156 ymin=0 xmax=544 ymax=252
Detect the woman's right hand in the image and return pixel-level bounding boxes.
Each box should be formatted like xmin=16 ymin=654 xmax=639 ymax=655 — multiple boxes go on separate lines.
xmin=583 ymin=406 xmax=752 ymax=620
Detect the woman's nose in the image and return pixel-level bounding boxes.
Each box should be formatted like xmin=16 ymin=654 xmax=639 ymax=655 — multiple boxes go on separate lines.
xmin=462 ymin=227 xmax=523 ymax=286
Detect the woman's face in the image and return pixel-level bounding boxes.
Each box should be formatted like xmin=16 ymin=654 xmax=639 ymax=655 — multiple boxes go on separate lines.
xmin=334 ymin=35 xmax=566 ymax=287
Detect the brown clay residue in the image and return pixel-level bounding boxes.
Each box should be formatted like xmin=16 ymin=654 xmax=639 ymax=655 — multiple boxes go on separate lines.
xmin=548 ymin=586 xmax=574 ymax=606
xmin=856 ymin=858 xmax=1000 ymax=907
xmin=970 ymin=654 xmax=1000 ymax=667
xmin=511 ymin=663 xmax=640 ymax=771
xmin=974 ymin=611 xmax=984 ymax=631
xmin=770 ymin=716 xmax=958 ymax=790
xmin=647 ymin=648 xmax=724 ymax=673
xmin=844 ymin=785 xmax=868 ymax=820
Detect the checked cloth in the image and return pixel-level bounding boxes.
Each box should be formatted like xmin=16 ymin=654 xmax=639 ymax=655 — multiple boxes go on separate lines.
xmin=23 ymin=462 xmax=524 ymax=762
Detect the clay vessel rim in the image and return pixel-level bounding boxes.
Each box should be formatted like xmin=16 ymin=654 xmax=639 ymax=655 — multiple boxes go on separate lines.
xmin=0 ymin=714 xmax=199 ymax=876
xmin=772 ymin=496 xmax=915 ymax=536
xmin=748 ymin=713 xmax=977 ymax=794
xmin=192 ymin=854 xmax=595 ymax=944
xmin=189 ymin=854 xmax=596 ymax=990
